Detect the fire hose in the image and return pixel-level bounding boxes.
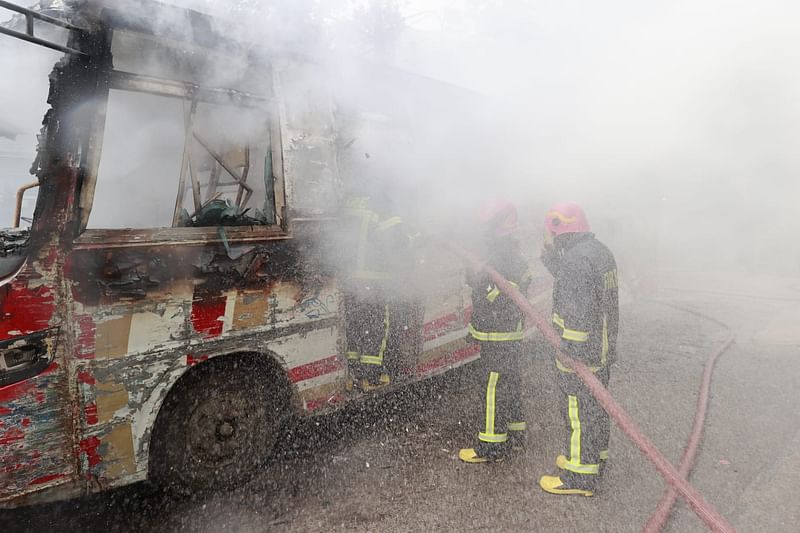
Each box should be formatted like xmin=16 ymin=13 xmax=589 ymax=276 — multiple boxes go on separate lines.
xmin=451 ymin=245 xmax=735 ymax=533
xmin=643 ymin=304 xmax=735 ymax=532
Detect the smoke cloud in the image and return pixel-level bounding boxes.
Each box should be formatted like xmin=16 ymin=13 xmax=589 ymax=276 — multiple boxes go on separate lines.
xmin=2 ymin=0 xmax=800 ymax=280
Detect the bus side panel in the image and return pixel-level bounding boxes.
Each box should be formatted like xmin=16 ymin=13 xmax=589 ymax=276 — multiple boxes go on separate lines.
xmin=66 ymin=250 xmax=343 ymax=491
xmin=0 ymin=255 xmax=77 ymax=506
xmin=67 ymin=268 xmax=194 ymax=491
xmin=266 ymin=326 xmax=345 ymax=414
xmin=0 ymin=361 xmax=76 ymax=505
xmin=414 ymin=249 xmax=478 ymax=378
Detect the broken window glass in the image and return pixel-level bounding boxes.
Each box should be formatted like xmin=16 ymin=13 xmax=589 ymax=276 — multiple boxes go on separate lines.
xmin=173 ymin=100 xmax=274 ymax=228
xmin=87 ymin=90 xmax=276 ymax=230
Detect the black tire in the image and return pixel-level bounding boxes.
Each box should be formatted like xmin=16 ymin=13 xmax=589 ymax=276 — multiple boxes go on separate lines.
xmin=149 ymin=358 xmax=288 ymax=494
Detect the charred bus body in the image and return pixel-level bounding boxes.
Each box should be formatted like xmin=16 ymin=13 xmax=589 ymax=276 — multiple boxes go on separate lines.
xmin=0 ymin=1 xmax=479 ymax=506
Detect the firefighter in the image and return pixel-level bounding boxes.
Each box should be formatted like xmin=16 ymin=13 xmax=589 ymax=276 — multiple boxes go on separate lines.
xmin=459 ymin=199 xmax=531 ymax=463
xmin=538 ymin=202 xmax=619 ymax=496
xmin=340 ymin=184 xmax=418 ymax=392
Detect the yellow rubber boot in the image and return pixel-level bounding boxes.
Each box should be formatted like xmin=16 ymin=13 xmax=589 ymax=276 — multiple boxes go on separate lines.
xmin=539 ymin=475 xmax=594 ymax=497
xmin=458 ymin=442 xmax=506 ymax=463
xmin=458 ymin=448 xmax=489 ymax=463
xmin=359 ymin=373 xmax=391 ymax=392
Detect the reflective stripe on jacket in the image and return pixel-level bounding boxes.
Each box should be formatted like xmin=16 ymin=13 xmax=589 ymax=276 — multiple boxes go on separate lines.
xmin=546 ymin=233 xmax=619 ymax=368
xmin=342 ymin=196 xmax=414 ymax=281
xmin=468 ymin=238 xmax=531 ymax=342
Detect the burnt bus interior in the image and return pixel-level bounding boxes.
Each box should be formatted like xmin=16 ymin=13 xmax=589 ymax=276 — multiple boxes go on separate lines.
xmin=85 ymin=9 xmax=286 ymax=235
xmin=1 ymin=0 xmax=318 ymax=248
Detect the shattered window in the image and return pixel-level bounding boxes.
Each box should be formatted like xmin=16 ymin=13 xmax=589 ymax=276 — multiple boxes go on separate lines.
xmin=87 ymin=90 xmax=276 ymax=230
xmin=173 ymin=101 xmax=274 ymax=228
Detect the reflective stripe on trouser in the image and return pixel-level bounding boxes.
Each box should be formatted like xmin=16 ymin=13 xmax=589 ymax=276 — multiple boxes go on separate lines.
xmin=477 ymin=340 xmax=525 ymax=444
xmin=468 ymin=321 xmax=524 ymax=342
xmin=358 ymin=304 xmax=390 ymax=365
xmin=558 ymin=365 xmax=611 ymax=481
xmin=343 ymin=294 xmax=391 ymax=378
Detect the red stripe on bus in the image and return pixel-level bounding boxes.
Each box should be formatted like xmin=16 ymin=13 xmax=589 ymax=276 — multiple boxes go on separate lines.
xmin=423 ymin=312 xmax=459 ymax=341
xmin=186 ymin=354 xmax=209 ymax=366
xmin=451 ymin=342 xmax=480 ymax=362
xmin=422 ymin=307 xmax=473 ymax=342
xmin=416 ymin=354 xmax=448 ymax=375
xmin=29 ymin=473 xmax=67 ymax=485
xmin=288 ymin=355 xmax=342 ymax=383
xmin=415 ymin=342 xmax=480 ymax=375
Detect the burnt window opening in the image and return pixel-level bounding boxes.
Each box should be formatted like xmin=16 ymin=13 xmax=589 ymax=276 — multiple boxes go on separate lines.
xmin=173 ymin=99 xmax=275 ymax=228
xmin=87 ymin=89 xmax=277 ymax=230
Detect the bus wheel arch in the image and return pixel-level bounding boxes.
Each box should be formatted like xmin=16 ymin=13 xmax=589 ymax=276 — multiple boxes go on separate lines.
xmin=147 ymin=351 xmax=291 ymax=494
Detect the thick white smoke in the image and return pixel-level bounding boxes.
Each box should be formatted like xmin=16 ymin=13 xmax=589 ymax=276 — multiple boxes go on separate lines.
xmin=2 ymin=0 xmax=800 ymax=278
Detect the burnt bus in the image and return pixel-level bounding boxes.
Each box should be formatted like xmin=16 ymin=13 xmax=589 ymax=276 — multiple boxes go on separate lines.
xmin=0 ymin=1 xmax=479 ymax=506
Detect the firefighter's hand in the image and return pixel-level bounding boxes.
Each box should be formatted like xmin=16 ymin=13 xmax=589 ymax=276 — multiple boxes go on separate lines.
xmin=540 ymin=246 xmax=558 ymax=275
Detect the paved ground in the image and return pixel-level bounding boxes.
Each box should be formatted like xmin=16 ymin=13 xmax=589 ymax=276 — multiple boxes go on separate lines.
xmin=2 ymin=271 xmax=798 ymax=532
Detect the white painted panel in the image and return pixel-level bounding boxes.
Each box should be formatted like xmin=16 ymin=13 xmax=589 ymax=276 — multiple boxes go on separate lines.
xmin=267 ymin=326 xmax=339 ymax=368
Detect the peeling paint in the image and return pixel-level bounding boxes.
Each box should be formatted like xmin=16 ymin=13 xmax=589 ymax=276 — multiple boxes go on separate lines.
xmin=101 ymin=423 xmax=136 ymax=479
xmin=1 ymin=361 xmax=75 ymax=503
xmin=94 ymin=381 xmax=128 ymax=424
xmin=0 ymin=280 xmax=56 ymax=340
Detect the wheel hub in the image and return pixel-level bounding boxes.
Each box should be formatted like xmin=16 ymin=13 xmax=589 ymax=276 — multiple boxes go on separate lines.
xmin=187 ymin=396 xmax=252 ymax=466
xmin=217 ymin=420 xmax=235 ymax=439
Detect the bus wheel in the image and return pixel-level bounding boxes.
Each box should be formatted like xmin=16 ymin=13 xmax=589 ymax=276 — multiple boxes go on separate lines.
xmin=149 ymin=358 xmax=288 ymax=494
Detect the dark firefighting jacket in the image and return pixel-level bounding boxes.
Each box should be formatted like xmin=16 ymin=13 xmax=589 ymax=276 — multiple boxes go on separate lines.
xmin=468 ymin=238 xmax=531 ymax=342
xmin=341 ymin=195 xmax=417 ymax=286
xmin=542 ymin=232 xmax=619 ymax=370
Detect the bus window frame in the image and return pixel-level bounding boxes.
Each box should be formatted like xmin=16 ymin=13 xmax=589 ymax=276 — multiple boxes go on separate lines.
xmin=75 ymin=69 xmax=288 ymax=248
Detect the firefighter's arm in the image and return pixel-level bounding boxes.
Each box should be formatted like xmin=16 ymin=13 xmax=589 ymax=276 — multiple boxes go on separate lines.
xmin=557 ymin=255 xmax=594 ymax=358
xmin=540 ymin=246 xmax=559 ymax=276
xmin=488 ymin=259 xmax=531 ymax=308
xmin=518 ymin=268 xmax=534 ymax=294
xmin=377 ymin=215 xmax=424 ymax=251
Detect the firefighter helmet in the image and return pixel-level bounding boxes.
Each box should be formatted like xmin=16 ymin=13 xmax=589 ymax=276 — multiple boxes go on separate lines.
xmin=478 ymin=198 xmax=518 ymax=236
xmin=544 ymin=202 xmax=590 ymax=235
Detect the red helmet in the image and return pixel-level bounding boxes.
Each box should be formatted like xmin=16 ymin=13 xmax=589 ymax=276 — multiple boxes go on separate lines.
xmin=544 ymin=202 xmax=590 ymax=235
xmin=478 ymin=198 xmax=518 ymax=236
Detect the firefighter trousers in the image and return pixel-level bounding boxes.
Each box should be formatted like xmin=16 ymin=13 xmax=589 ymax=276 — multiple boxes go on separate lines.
xmin=476 ymin=340 xmax=527 ymax=445
xmin=557 ymin=364 xmax=611 ymax=487
xmin=344 ymin=293 xmax=391 ymax=381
